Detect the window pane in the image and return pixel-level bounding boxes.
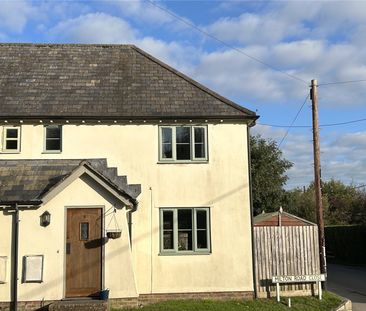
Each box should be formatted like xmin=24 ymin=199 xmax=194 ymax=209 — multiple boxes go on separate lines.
xmin=195 ymin=143 xmax=205 ymax=158
xmin=197 ymin=230 xmax=208 ymax=249
xmin=194 ymin=127 xmax=204 ymax=143
xmin=46 ymin=139 xmax=61 ymax=151
xmin=46 ymin=126 xmax=61 ymax=138
xmin=178 ymin=231 xmax=192 ymax=250
xmin=6 ymin=140 xmax=18 ymax=150
xmin=163 ymin=211 xmax=173 ymax=229
xmin=163 ymin=231 xmax=174 ymax=249
xmin=162 ymin=128 xmax=172 ymax=143
xmin=161 ymin=128 xmax=173 ymax=159
xmin=80 ymin=222 xmax=89 ymax=241
xmin=196 ymin=210 xmax=207 ymax=229
xmin=163 ymin=211 xmax=174 ymax=250
xmin=162 ymin=143 xmax=172 ymax=159
xmin=194 ymin=127 xmax=206 ymax=158
xmin=6 ymin=129 xmax=18 ymax=138
xmin=176 ymin=127 xmax=190 ymax=143
xmin=176 ymin=144 xmax=190 ymax=160
xmin=178 ymin=210 xmax=192 ymax=251
xmin=178 ymin=210 xmax=192 ymax=229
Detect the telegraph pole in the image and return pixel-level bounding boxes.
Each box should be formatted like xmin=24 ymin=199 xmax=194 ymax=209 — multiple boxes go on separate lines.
xmin=310 ymin=79 xmax=327 ymax=282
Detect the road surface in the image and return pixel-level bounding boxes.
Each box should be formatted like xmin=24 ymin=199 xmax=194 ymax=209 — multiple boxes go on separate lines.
xmin=327 ymin=263 xmax=366 ymax=311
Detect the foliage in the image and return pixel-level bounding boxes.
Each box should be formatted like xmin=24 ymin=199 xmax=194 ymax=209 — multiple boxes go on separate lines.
xmin=114 ymin=292 xmax=341 ymax=311
xmin=249 ymin=134 xmax=364 ymax=226
xmin=284 ymin=179 xmax=366 ymax=226
xmin=322 ymin=180 xmax=366 ymax=225
xmin=283 ymin=184 xmax=329 ymax=224
xmin=250 ymin=134 xmax=293 ymax=215
xmin=325 ymin=225 xmax=366 ymax=264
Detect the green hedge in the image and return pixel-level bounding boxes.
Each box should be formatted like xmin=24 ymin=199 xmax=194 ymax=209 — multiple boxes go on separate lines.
xmin=325 ymin=225 xmax=366 ymax=265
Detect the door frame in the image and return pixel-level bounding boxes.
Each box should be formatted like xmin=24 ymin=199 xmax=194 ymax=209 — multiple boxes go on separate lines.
xmin=63 ymin=205 xmax=105 ymax=298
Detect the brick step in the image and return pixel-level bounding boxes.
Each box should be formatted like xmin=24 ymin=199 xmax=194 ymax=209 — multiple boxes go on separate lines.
xmin=49 ymin=299 xmax=108 ymax=311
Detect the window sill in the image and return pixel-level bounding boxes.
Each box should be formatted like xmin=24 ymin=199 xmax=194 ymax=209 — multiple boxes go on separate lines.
xmin=0 ymin=151 xmax=20 ymax=154
xmin=157 ymin=160 xmax=208 ymax=164
xmin=42 ymin=151 xmax=62 ymax=154
xmin=159 ymin=251 xmax=211 ymax=256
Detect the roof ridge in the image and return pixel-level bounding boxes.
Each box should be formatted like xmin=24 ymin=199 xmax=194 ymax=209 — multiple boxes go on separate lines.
xmin=0 ymin=43 xmax=134 ymax=48
xmin=130 ymin=45 xmax=257 ymax=118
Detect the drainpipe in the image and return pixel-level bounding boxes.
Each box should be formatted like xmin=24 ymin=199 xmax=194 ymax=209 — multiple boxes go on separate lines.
xmin=127 ymin=211 xmax=132 ymax=246
xmin=12 ymin=203 xmax=19 ymax=311
xmin=127 ymin=201 xmax=138 ymax=248
xmin=247 ymin=125 xmax=257 ymax=299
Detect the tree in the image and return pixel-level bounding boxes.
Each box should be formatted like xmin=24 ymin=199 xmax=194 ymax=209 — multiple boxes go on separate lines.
xmin=283 ymin=180 xmax=366 ymax=225
xmin=283 ymin=184 xmax=329 ymax=223
xmin=322 ymin=179 xmax=366 ymax=225
xmin=250 ymin=134 xmax=293 ymax=215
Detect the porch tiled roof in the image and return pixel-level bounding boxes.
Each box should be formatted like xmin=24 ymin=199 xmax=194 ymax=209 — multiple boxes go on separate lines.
xmin=0 ymin=159 xmax=140 ymax=205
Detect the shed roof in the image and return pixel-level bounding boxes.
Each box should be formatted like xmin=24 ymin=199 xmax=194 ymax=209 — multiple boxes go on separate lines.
xmin=0 ymin=159 xmax=140 ymax=206
xmin=254 ymin=211 xmax=316 ymax=226
xmin=0 ymin=43 xmax=256 ymax=121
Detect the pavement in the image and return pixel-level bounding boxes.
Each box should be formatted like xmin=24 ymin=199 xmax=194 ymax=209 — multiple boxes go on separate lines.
xmin=327 ymin=263 xmax=366 ymax=311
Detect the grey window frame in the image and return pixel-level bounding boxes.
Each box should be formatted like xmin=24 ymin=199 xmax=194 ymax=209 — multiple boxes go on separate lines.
xmin=159 ymin=125 xmax=208 ymax=162
xmin=159 ymin=207 xmax=211 ymax=255
xmin=44 ymin=125 xmax=62 ymax=153
xmin=2 ymin=126 xmax=21 ymax=153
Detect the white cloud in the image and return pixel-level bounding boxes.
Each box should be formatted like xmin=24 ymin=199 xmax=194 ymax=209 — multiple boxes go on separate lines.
xmin=48 ymin=13 xmax=136 ymax=44
xmin=137 ymin=37 xmax=198 ymax=73
xmin=0 ymin=0 xmax=36 ymax=33
xmin=206 ymin=12 xmax=307 ymax=45
xmin=47 ymin=12 xmax=197 ymax=75
xmin=191 ymin=37 xmax=366 ymax=107
xmin=253 ymin=125 xmax=366 ymax=189
xmin=110 ymin=0 xmax=173 ymax=25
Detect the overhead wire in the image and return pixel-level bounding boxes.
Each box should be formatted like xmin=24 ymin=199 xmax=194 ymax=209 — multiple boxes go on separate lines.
xmin=318 ymin=79 xmax=366 ymax=86
xmin=145 ymin=0 xmax=308 ymax=85
xmin=258 ymin=117 xmax=366 ymax=128
xmin=353 ymin=184 xmax=366 ymax=189
xmin=144 ymin=0 xmax=366 ymax=155
xmin=278 ymin=93 xmax=310 ymax=147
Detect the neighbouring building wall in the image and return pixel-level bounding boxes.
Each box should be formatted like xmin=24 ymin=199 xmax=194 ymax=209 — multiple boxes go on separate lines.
xmin=0 ymin=122 xmax=253 ymax=297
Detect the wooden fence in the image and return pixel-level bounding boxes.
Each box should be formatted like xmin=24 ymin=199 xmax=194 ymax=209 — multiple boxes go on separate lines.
xmin=254 ymin=225 xmax=320 ymax=297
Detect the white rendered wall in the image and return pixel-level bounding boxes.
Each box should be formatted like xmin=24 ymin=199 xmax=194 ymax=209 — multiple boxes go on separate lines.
xmin=0 ymin=122 xmax=253 ymax=300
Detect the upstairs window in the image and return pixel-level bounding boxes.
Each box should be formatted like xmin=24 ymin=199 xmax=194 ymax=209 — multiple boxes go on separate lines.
xmin=160 ymin=208 xmax=211 ymax=254
xmin=44 ymin=125 xmax=62 ymax=152
xmin=159 ymin=126 xmax=208 ymax=162
xmin=2 ymin=126 xmax=20 ymax=152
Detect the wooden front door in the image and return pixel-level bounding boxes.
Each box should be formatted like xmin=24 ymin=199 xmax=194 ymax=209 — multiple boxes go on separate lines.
xmin=66 ymin=208 xmax=102 ymax=297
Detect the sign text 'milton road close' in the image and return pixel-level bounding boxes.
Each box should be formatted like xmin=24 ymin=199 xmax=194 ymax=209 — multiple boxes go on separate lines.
xmin=272 ymin=274 xmax=326 ymax=284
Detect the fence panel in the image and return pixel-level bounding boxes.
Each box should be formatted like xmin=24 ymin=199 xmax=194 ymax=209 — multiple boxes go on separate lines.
xmin=254 ymin=226 xmax=320 ymax=297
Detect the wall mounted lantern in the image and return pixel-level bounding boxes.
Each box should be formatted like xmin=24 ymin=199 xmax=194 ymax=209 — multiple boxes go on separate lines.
xmin=40 ymin=211 xmax=51 ymax=227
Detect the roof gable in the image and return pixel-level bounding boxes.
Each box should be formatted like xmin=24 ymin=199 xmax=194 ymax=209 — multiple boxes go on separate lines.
xmin=0 ymin=43 xmax=256 ymax=120
xmin=0 ymin=159 xmax=140 ymax=207
xmin=254 ymin=211 xmax=316 ymax=226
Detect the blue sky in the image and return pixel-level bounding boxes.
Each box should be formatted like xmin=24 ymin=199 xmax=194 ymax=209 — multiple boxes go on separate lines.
xmin=1 ymin=0 xmax=366 ymax=189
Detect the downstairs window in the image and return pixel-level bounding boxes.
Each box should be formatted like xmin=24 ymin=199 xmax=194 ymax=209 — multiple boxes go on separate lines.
xmin=160 ymin=208 xmax=211 ymax=254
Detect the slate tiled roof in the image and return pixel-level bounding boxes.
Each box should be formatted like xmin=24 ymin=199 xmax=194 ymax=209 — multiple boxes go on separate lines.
xmin=0 ymin=43 xmax=256 ymax=120
xmin=0 ymin=159 xmax=140 ymax=205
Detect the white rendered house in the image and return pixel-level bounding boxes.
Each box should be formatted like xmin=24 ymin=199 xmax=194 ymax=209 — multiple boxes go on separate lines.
xmin=0 ymin=43 xmax=257 ymax=310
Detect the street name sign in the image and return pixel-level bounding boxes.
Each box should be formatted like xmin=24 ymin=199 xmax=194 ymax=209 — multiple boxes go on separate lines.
xmin=272 ymin=274 xmax=326 ymax=284
xmin=272 ymin=274 xmax=326 ymax=302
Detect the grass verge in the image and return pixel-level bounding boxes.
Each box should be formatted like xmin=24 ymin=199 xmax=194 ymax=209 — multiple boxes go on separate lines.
xmin=112 ymin=291 xmax=342 ymax=311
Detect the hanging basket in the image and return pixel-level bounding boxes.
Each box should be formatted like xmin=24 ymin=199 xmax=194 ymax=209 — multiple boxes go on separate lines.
xmin=107 ymin=229 xmax=122 ymax=239
xmin=105 ymin=207 xmax=122 ymax=239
